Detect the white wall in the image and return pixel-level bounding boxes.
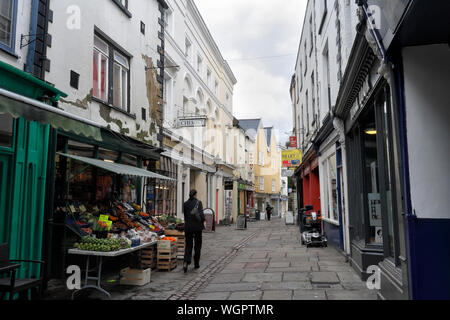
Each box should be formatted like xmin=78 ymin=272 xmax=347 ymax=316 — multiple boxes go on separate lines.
xmin=46 ymin=0 xmax=161 ymax=145
xmin=403 ymin=44 xmax=450 ymax=219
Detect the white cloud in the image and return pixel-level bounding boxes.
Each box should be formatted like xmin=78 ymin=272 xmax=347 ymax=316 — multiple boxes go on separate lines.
xmin=195 ymin=0 xmax=307 ymax=144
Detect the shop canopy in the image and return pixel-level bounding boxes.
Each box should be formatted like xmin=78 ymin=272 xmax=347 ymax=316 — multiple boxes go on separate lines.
xmin=57 ymin=153 xmax=175 ymax=181
xmin=0 ymin=88 xmax=104 ymax=141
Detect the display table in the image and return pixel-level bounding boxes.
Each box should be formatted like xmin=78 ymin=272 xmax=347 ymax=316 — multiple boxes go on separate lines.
xmin=68 ymin=241 xmax=157 ymax=299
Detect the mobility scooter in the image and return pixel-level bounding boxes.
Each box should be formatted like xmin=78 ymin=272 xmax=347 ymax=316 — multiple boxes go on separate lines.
xmin=300 ymin=205 xmax=328 ymax=247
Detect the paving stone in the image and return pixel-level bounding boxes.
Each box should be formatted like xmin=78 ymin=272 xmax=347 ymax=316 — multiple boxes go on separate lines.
xmin=268 ymin=262 xmax=290 ymax=268
xmin=318 ymin=260 xmax=348 ymax=266
xmin=310 ymin=272 xmax=340 ymax=284
xmin=245 ymin=262 xmax=269 ymax=270
xmin=228 ymin=290 xmax=263 ymax=300
xmin=200 ymin=283 xmax=261 ymax=293
xmin=210 ymin=273 xmax=245 ymax=284
xmin=266 ymin=267 xmax=312 ymax=273
xmin=293 ymin=290 xmax=327 ymax=300
xmin=341 ymin=282 xmax=369 ymax=290
xmin=319 ymin=265 xmax=355 ymax=272
xmin=337 ymin=272 xmax=364 ymax=283
xmin=282 ymin=272 xmax=310 ymax=282
xmin=195 ymin=292 xmax=231 ymax=300
xmin=326 ymin=289 xmax=378 ymax=300
xmin=262 ymin=281 xmax=313 ymax=291
xmin=252 ymin=252 xmax=268 ymax=259
xmin=242 ymin=272 xmax=283 ymax=283
xmin=262 ymin=290 xmax=293 ymax=300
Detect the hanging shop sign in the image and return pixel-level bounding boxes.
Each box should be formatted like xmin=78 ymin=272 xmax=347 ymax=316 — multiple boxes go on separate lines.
xmin=177 ymin=117 xmax=206 ymax=128
xmin=282 ymin=149 xmax=302 ymax=168
xmin=289 ymin=136 xmax=298 ymax=148
xmin=249 ymin=152 xmax=254 ymax=171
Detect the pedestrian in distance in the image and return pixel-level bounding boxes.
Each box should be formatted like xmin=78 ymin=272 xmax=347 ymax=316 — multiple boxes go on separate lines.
xmin=266 ymin=202 xmax=273 ymax=221
xmin=183 ymin=189 xmax=206 ymax=273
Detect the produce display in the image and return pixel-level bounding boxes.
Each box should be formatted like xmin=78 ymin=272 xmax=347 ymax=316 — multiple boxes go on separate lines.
xmin=74 ymin=237 xmax=131 ymax=252
xmin=64 ymin=201 xmax=183 ymax=253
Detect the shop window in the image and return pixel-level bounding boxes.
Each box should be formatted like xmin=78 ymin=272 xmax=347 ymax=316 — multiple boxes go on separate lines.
xmin=322 ymin=153 xmax=339 ymax=223
xmin=66 ymin=140 xmax=96 ymax=158
xmin=347 ymin=83 xmax=399 ymax=256
xmin=0 ymin=113 xmax=14 ymax=148
xmin=0 ymin=0 xmax=17 ymax=54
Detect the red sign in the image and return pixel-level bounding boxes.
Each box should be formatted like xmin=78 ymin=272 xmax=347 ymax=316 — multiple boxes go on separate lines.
xmin=289 ymin=136 xmax=298 ymax=148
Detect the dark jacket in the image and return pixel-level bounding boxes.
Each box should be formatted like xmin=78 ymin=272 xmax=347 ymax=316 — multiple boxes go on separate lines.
xmin=183 ymin=197 xmax=206 ymax=233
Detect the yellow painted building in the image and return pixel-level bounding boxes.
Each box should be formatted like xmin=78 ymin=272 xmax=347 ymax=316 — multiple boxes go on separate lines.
xmin=239 ymin=119 xmax=282 ymax=215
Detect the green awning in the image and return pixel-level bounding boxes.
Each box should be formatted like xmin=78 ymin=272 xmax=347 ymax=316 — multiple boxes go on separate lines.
xmin=57 ymin=153 xmax=175 ymax=181
xmin=0 ymin=88 xmax=103 ymax=141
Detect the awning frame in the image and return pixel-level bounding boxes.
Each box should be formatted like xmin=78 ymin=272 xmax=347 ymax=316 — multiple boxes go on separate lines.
xmin=57 ymin=152 xmax=175 ymax=181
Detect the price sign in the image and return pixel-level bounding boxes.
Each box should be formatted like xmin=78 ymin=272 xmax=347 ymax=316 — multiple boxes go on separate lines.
xmin=79 ymin=205 xmax=87 ymax=212
xmin=69 ymin=205 xmax=76 ymax=214
xmin=106 ymin=221 xmax=112 ymax=231
xmin=99 ymin=215 xmax=109 ymax=222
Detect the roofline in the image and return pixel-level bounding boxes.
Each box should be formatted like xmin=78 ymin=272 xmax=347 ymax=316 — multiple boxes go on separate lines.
xmin=187 ymin=0 xmax=237 ymax=85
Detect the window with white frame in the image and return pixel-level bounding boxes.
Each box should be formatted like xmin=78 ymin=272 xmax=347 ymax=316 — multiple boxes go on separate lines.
xmin=93 ymin=34 xmax=130 ymax=112
xmin=197 ymin=54 xmax=203 ymax=75
xmin=113 ymin=51 xmax=129 ymax=111
xmin=185 ymin=37 xmax=192 ymax=62
xmin=258 ymin=151 xmax=264 ymax=166
xmin=272 ymin=179 xmax=276 ymax=193
xmin=93 ymin=35 xmax=110 ymax=102
xmin=0 ymin=0 xmax=16 ymax=52
xmin=214 ymin=79 xmax=219 ymax=96
xmin=260 ymin=177 xmax=264 ymax=191
xmin=163 ymin=72 xmax=173 ymax=124
xmin=322 ymin=153 xmax=339 ymax=223
xmin=164 ymin=7 xmax=173 ymax=34
xmin=207 ymin=69 xmax=212 ymax=87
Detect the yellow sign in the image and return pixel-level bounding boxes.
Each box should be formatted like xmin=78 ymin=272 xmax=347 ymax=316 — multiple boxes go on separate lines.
xmin=282 ymin=150 xmax=302 ymax=168
xmin=99 ymin=215 xmax=110 ymax=222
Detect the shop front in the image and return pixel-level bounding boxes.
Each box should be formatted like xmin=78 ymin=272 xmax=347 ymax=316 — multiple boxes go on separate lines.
xmin=0 ymin=61 xmax=69 ymax=283
xmin=46 ymin=129 xmax=172 ymax=279
xmin=296 ymin=149 xmax=321 ymax=232
xmin=333 ymin=21 xmax=409 ymax=299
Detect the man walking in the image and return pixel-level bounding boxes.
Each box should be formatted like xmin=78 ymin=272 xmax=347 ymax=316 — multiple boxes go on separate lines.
xmin=183 ymin=189 xmax=206 ymax=273
xmin=266 ymin=202 xmax=273 ymax=221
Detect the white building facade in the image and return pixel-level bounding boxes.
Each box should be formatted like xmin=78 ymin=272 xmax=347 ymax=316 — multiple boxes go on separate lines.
xmin=162 ymin=0 xmax=237 ymax=223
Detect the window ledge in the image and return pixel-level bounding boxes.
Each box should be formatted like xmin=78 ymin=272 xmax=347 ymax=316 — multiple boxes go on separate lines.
xmin=92 ymin=96 xmax=136 ymax=119
xmin=112 ymin=0 xmax=132 ymax=18
xmin=0 ymin=46 xmax=19 ymax=59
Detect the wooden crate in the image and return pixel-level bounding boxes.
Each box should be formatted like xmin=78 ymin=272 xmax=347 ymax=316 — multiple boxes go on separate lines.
xmin=157 ymin=239 xmax=177 ymax=250
xmin=164 ymin=229 xmax=185 ymax=237
xmin=157 ymin=246 xmax=177 ymax=260
xmin=141 ymin=244 xmax=157 ymax=269
xmin=157 ymin=258 xmax=177 ymax=272
xmin=120 ymin=268 xmax=151 ymax=286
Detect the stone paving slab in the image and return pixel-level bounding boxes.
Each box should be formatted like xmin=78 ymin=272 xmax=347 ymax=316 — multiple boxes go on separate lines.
xmin=293 ymin=289 xmax=327 ymax=300
xmin=262 ymin=281 xmax=313 ymax=291
xmin=242 ymin=272 xmax=283 ymax=282
xmin=326 ymin=289 xmax=378 ymax=300
xmin=282 ymin=272 xmax=310 ymax=282
xmin=210 ymin=273 xmax=245 ymax=284
xmin=310 ymin=272 xmax=341 ymax=284
xmin=201 ymin=283 xmax=262 ymax=293
xmin=195 ymin=292 xmax=231 ymax=300
xmin=262 ymin=290 xmax=293 ymax=300
xmin=228 ymin=290 xmax=263 ymax=300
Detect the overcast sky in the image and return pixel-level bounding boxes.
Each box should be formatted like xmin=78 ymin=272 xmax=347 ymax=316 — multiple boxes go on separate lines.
xmin=195 ymin=0 xmax=308 ymax=145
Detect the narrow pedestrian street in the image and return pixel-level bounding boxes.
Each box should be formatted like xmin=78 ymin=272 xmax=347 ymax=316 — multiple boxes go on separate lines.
xmin=45 ymin=218 xmax=376 ymax=300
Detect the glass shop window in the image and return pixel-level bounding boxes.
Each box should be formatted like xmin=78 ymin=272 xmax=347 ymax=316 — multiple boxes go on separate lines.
xmin=0 ymin=113 xmax=14 ymax=148
xmin=361 ymin=107 xmax=383 ymax=245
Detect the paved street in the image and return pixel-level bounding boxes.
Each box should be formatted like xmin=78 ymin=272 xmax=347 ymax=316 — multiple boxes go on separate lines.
xmin=45 ymin=217 xmax=376 ymax=300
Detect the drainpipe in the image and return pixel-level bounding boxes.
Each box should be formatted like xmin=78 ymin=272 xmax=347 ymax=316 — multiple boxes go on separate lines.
xmin=25 ymin=0 xmax=40 ymax=74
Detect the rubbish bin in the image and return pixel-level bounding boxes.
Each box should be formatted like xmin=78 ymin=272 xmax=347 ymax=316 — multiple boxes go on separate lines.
xmin=255 ymin=210 xmax=261 ymax=221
